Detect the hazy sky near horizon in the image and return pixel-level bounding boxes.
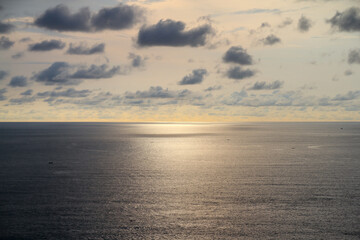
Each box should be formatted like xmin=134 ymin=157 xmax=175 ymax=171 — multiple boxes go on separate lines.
xmin=0 ymin=0 xmax=359 ymax=121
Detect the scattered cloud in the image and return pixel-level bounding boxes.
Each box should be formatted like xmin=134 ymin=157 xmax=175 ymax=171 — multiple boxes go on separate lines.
xmin=0 ymin=21 xmax=15 ymax=33
xmin=260 ymin=34 xmax=281 ymax=45
xmin=348 ymin=49 xmax=360 ymax=64
xmin=34 ymin=4 xmax=145 ymax=32
xmin=232 ymin=8 xmax=280 ymax=15
xmin=327 ymin=7 xmax=360 ymax=32
xmin=137 ymin=19 xmax=214 ymax=47
xmin=278 ymin=18 xmax=293 ymax=28
xmin=247 ymin=80 xmax=284 ymax=90
xmin=20 ymin=89 xmax=33 ymax=96
xmin=178 ymin=69 xmax=207 ymax=85
xmin=67 ymin=42 xmax=105 ymax=55
xmin=37 ymin=88 xmax=92 ymax=98
xmin=0 ymin=36 xmax=14 ymax=50
xmin=19 ymin=37 xmax=32 ymax=42
xmin=28 ymin=40 xmax=66 ymax=51
xmin=226 ymin=66 xmax=256 ymax=80
xmin=71 ymin=64 xmax=121 ymax=79
xmin=260 ymin=22 xmax=271 ymax=28
xmin=344 ymin=69 xmax=353 ymax=76
xmin=9 ymin=76 xmax=28 ymax=87
xmin=0 ymin=70 xmax=8 ymax=80
xmin=223 ymin=46 xmax=253 ymax=65
xmin=12 ymin=52 xmax=25 ymax=59
xmin=204 ymin=85 xmax=222 ymax=92
xmin=0 ymin=88 xmax=6 ymax=101
xmin=332 ymin=90 xmax=360 ymax=101
xmin=298 ymin=15 xmax=312 ymax=32
xmin=128 ymin=52 xmax=147 ymax=67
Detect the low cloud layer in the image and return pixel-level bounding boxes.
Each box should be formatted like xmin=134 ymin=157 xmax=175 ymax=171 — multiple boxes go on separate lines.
xmin=328 ymin=7 xmax=360 ymax=32
xmin=260 ymin=34 xmax=281 ymax=45
xmin=178 ymin=69 xmax=207 ymax=85
xmin=0 ymin=36 xmax=14 ymax=50
xmin=298 ymin=15 xmax=312 ymax=32
xmin=32 ymin=62 xmax=123 ymax=85
xmin=248 ymin=80 xmax=284 ymax=90
xmin=226 ymin=66 xmax=256 ymax=80
xmin=348 ymin=49 xmax=360 ymax=64
xmin=34 ymin=4 xmax=144 ymax=32
xmin=9 ymin=76 xmax=27 ymax=87
xmin=28 ymin=39 xmax=66 ymax=51
xmin=137 ymin=19 xmax=214 ymax=47
xmin=67 ymin=43 xmax=105 ymax=55
xmin=0 ymin=21 xmax=15 ymax=33
xmin=223 ymin=46 xmax=253 ymax=65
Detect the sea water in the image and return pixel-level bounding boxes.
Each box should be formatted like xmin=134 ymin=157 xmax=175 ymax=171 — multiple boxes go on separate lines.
xmin=0 ymin=122 xmax=359 ymax=239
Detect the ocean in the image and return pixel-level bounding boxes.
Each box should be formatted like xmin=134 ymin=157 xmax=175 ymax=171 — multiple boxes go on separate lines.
xmin=0 ymin=122 xmax=359 ymax=239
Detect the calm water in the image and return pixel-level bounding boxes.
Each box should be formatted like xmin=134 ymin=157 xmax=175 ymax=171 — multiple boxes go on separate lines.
xmin=0 ymin=122 xmax=359 ymax=239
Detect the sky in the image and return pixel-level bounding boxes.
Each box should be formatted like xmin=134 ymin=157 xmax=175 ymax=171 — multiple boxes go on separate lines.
xmin=0 ymin=0 xmax=359 ymax=122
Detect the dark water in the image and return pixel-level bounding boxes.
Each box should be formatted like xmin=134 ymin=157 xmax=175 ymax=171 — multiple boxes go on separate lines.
xmin=0 ymin=122 xmax=359 ymax=239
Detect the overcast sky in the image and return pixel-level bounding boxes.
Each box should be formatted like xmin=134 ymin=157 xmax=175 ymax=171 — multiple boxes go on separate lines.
xmin=0 ymin=0 xmax=359 ymax=122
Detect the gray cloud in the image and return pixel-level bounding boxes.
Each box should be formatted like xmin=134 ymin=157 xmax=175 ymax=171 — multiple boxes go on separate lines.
xmin=128 ymin=53 xmax=147 ymax=67
xmin=348 ymin=49 xmax=360 ymax=64
xmin=0 ymin=88 xmax=6 ymax=101
xmin=19 ymin=37 xmax=32 ymax=42
xmin=34 ymin=4 xmax=144 ymax=32
xmin=71 ymin=64 xmax=121 ymax=79
xmin=0 ymin=36 xmax=14 ymax=50
xmin=260 ymin=34 xmax=281 ymax=45
xmin=260 ymin=22 xmax=271 ymax=28
xmin=37 ymin=88 xmax=92 ymax=98
xmin=226 ymin=66 xmax=256 ymax=80
xmin=298 ymin=15 xmax=312 ymax=32
xmin=12 ymin=52 xmax=25 ymax=59
xmin=278 ymin=18 xmax=293 ymax=28
xmin=223 ymin=46 xmax=253 ymax=65
xmin=91 ymin=4 xmax=145 ymax=31
xmin=345 ymin=69 xmax=353 ymax=76
xmin=0 ymin=70 xmax=8 ymax=80
xmin=327 ymin=7 xmax=360 ymax=32
xmin=67 ymin=42 xmax=105 ymax=55
xmin=32 ymin=62 xmax=123 ymax=85
xmin=28 ymin=40 xmax=66 ymax=51
xmin=332 ymin=90 xmax=360 ymax=101
xmin=9 ymin=76 xmax=27 ymax=87
xmin=204 ymin=85 xmax=222 ymax=92
xmin=178 ymin=69 xmax=207 ymax=85
xmin=125 ymin=86 xmax=176 ymax=99
xmin=248 ymin=80 xmax=284 ymax=90
xmin=9 ymin=97 xmax=36 ymax=105
xmin=137 ymin=19 xmax=214 ymax=47
xmin=20 ymin=89 xmax=33 ymax=96
xmin=0 ymin=21 xmax=15 ymax=33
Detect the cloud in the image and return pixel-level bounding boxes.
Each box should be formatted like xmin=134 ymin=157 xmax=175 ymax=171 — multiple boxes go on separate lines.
xmin=204 ymin=85 xmax=222 ymax=92
xmin=278 ymin=18 xmax=293 ymax=28
xmin=298 ymin=15 xmax=312 ymax=32
xmin=0 ymin=36 xmax=14 ymax=50
xmin=260 ymin=34 xmax=281 ymax=45
xmin=348 ymin=49 xmax=360 ymax=64
xmin=37 ymin=88 xmax=92 ymax=98
xmin=327 ymin=7 xmax=360 ymax=32
xmin=344 ymin=69 xmax=353 ymax=76
xmin=9 ymin=76 xmax=28 ymax=87
xmin=20 ymin=89 xmax=33 ymax=96
xmin=232 ymin=8 xmax=280 ymax=15
xmin=247 ymin=80 xmax=284 ymax=90
xmin=19 ymin=37 xmax=32 ymax=42
xmin=332 ymin=90 xmax=360 ymax=101
xmin=91 ymin=4 xmax=145 ymax=31
xmin=28 ymin=39 xmax=66 ymax=51
xmin=178 ymin=69 xmax=207 ymax=85
xmin=32 ymin=62 xmax=123 ymax=85
xmin=223 ymin=46 xmax=253 ymax=65
xmin=67 ymin=42 xmax=105 ymax=55
xmin=9 ymin=97 xmax=36 ymax=105
xmin=137 ymin=19 xmax=214 ymax=47
xmin=128 ymin=53 xmax=147 ymax=67
xmin=125 ymin=86 xmax=176 ymax=99
xmin=0 ymin=88 xmax=6 ymax=101
xmin=0 ymin=21 xmax=15 ymax=33
xmin=71 ymin=64 xmax=121 ymax=79
xmin=260 ymin=22 xmax=271 ymax=28
xmin=34 ymin=4 xmax=145 ymax=32
xmin=12 ymin=52 xmax=25 ymax=59
xmin=0 ymin=70 xmax=8 ymax=80
xmin=226 ymin=66 xmax=256 ymax=80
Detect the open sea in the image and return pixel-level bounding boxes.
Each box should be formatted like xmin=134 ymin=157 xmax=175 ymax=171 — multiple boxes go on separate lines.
xmin=0 ymin=122 xmax=359 ymax=239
